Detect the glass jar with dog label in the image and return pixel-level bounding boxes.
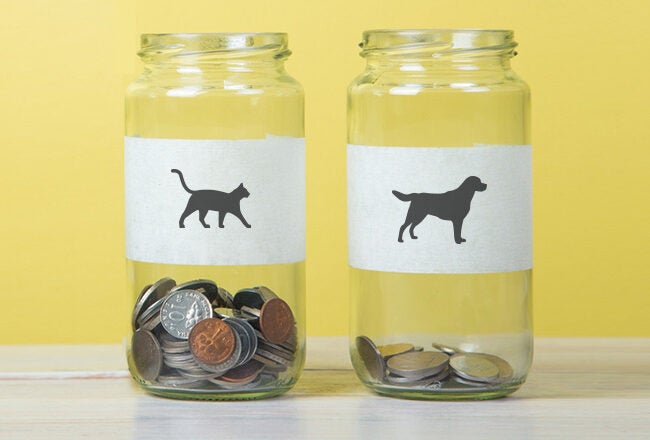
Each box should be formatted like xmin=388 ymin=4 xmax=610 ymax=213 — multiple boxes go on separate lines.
xmin=348 ymin=29 xmax=532 ymax=400
xmin=124 ymin=33 xmax=305 ymax=400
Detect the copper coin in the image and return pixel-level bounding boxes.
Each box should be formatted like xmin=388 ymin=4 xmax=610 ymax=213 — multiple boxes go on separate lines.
xmin=259 ymin=298 xmax=295 ymax=344
xmin=188 ymin=318 xmax=236 ymax=365
xmin=220 ymin=359 xmax=265 ymax=383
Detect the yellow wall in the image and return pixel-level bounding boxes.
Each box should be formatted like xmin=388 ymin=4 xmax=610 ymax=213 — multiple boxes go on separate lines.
xmin=1 ymin=0 xmax=648 ymax=343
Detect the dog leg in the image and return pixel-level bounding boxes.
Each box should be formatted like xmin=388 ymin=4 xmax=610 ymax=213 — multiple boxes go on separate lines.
xmin=198 ymin=210 xmax=210 ymax=228
xmin=453 ymin=219 xmax=466 ymax=244
xmin=218 ymin=212 xmax=225 ymax=228
xmin=398 ymin=223 xmax=409 ymax=243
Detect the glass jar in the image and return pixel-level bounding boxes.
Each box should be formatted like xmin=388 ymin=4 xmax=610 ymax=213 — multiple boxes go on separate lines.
xmin=124 ymin=33 xmax=305 ymax=400
xmin=347 ymin=29 xmax=532 ymax=400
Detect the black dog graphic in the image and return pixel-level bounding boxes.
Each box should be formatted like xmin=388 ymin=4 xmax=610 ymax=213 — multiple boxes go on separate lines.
xmin=393 ymin=176 xmax=487 ymax=244
xmin=171 ymin=169 xmax=251 ymax=229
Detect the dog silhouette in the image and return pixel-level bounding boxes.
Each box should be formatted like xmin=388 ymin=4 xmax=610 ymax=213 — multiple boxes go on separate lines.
xmin=171 ymin=169 xmax=251 ymax=229
xmin=393 ymin=176 xmax=487 ymax=244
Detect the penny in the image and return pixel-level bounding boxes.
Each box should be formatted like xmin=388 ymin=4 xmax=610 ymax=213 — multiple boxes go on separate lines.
xmin=378 ymin=343 xmax=414 ymax=359
xmin=449 ymin=353 xmax=500 ymax=383
xmin=258 ymin=298 xmax=295 ymax=344
xmin=387 ymin=351 xmax=449 ymax=379
xmin=356 ymin=336 xmax=386 ymax=381
xmin=131 ymin=329 xmax=163 ymax=382
xmin=220 ymin=359 xmax=265 ymax=384
xmin=160 ymin=290 xmax=213 ymax=339
xmin=132 ymin=278 xmax=176 ymax=331
xmin=171 ymin=279 xmax=218 ymax=304
xmin=188 ymin=318 xmax=236 ymax=365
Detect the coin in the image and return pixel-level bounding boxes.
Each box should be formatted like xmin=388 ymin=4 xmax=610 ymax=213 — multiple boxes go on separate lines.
xmin=131 ymin=329 xmax=163 ymax=382
xmin=220 ymin=359 xmax=265 ymax=384
xmin=355 ymin=336 xmax=386 ymax=381
xmin=233 ymin=288 xmax=266 ymax=310
xmin=449 ymin=353 xmax=500 ymax=383
xmin=188 ymin=318 xmax=236 ymax=365
xmin=224 ymin=317 xmax=257 ymax=366
xmin=378 ymin=343 xmax=414 ymax=359
xmin=471 ymin=353 xmax=513 ymax=383
xmin=171 ymin=279 xmax=218 ymax=304
xmin=385 ymin=367 xmax=450 ymax=385
xmin=258 ymin=298 xmax=295 ymax=344
xmin=160 ymin=290 xmax=213 ymax=339
xmin=216 ymin=287 xmax=235 ymax=308
xmin=132 ymin=278 xmax=176 ymax=331
xmin=386 ymin=351 xmax=449 ymax=379
xmin=431 ymin=342 xmax=463 ymax=356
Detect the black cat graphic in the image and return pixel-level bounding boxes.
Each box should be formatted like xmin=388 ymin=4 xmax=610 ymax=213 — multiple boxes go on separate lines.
xmin=171 ymin=169 xmax=251 ymax=229
xmin=393 ymin=176 xmax=487 ymax=244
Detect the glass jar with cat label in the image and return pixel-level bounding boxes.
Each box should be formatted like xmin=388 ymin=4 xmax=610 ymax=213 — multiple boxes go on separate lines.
xmin=125 ymin=33 xmax=305 ymax=400
xmin=347 ymin=29 xmax=532 ymax=400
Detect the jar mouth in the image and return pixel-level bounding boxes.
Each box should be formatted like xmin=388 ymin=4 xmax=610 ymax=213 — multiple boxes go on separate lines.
xmin=360 ymin=29 xmax=517 ymax=57
xmin=139 ymin=33 xmax=291 ymax=62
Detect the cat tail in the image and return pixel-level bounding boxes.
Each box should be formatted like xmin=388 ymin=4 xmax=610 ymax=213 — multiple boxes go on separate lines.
xmin=171 ymin=169 xmax=195 ymax=193
xmin=392 ymin=190 xmax=414 ymax=202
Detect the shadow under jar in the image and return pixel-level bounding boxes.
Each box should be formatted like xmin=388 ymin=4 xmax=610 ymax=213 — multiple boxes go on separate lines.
xmin=347 ymin=29 xmax=532 ymax=400
xmin=125 ymin=33 xmax=305 ymax=400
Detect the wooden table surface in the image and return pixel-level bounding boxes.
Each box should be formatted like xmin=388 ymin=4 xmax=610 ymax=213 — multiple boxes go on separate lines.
xmin=1 ymin=338 xmax=649 ymax=439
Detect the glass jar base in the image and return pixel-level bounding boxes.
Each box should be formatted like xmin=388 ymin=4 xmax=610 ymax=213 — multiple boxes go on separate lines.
xmin=141 ymin=384 xmax=294 ymax=401
xmin=368 ymin=381 xmax=525 ymax=401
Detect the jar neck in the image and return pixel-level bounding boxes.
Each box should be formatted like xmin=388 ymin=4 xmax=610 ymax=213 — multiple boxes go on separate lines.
xmin=360 ymin=29 xmax=517 ymax=73
xmin=139 ymin=33 xmax=291 ymax=73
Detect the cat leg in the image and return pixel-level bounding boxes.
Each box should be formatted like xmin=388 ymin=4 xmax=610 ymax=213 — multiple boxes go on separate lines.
xmin=198 ymin=210 xmax=210 ymax=228
xmin=218 ymin=211 xmax=225 ymax=228
xmin=178 ymin=205 xmax=196 ymax=228
xmin=233 ymin=210 xmax=252 ymax=228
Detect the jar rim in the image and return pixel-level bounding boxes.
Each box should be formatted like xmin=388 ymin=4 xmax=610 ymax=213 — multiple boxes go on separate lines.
xmin=139 ymin=33 xmax=290 ymax=61
xmin=360 ymin=29 xmax=516 ymax=57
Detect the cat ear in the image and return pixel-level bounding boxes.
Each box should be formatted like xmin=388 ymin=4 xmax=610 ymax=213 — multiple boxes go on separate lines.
xmin=239 ymin=183 xmax=244 ymax=188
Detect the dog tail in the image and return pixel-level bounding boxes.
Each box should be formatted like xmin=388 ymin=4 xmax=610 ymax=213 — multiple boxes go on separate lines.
xmin=171 ymin=169 xmax=194 ymax=193
xmin=392 ymin=190 xmax=413 ymax=202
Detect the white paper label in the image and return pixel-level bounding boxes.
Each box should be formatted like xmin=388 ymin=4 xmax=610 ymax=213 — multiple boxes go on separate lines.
xmin=125 ymin=136 xmax=305 ymax=266
xmin=348 ymin=144 xmax=532 ymax=274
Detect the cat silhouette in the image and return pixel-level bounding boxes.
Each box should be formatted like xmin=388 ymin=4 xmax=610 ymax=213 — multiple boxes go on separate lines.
xmin=393 ymin=176 xmax=487 ymax=244
xmin=171 ymin=169 xmax=251 ymax=229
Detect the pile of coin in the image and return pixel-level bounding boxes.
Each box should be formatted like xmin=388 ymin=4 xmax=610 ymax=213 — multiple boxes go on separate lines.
xmin=130 ymin=277 xmax=297 ymax=391
xmin=356 ymin=336 xmax=513 ymax=389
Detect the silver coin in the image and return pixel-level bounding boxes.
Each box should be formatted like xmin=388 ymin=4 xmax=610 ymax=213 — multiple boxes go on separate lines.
xmin=448 ymin=375 xmax=488 ymax=387
xmin=355 ymin=336 xmax=386 ymax=381
xmin=224 ymin=317 xmax=257 ymax=366
xmin=432 ymin=342 xmax=464 ymax=356
xmin=252 ymin=353 xmax=288 ymax=372
xmin=171 ymin=279 xmax=218 ymax=304
xmin=449 ymin=353 xmax=500 ymax=383
xmin=216 ymin=287 xmax=235 ymax=308
xmin=157 ymin=374 xmax=208 ymax=386
xmin=131 ymin=329 xmax=163 ymax=382
xmin=160 ymin=290 xmax=213 ymax=340
xmin=386 ymin=351 xmax=449 ymax=379
xmin=385 ymin=367 xmax=450 ymax=385
xmin=474 ymin=353 xmax=514 ymax=383
xmin=132 ymin=278 xmax=176 ymax=331
xmin=256 ymin=348 xmax=293 ymax=367
xmin=233 ymin=288 xmax=266 ymax=310
xmin=136 ymin=296 xmax=166 ymax=327
xmin=258 ymin=341 xmax=295 ymax=360
xmin=141 ymin=313 xmax=161 ymax=331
